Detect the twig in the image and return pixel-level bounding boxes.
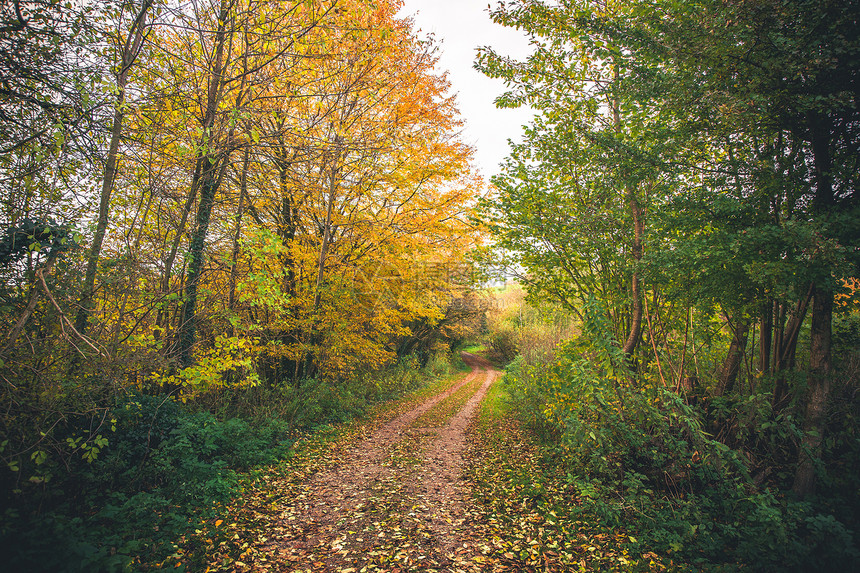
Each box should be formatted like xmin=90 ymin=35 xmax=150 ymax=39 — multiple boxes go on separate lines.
xmin=3 ymin=254 xmax=58 ymax=353
xmin=644 ymin=293 xmax=667 ymax=387
xmin=676 ymin=306 xmax=691 ymax=392
xmin=37 ymin=269 xmax=105 ymax=357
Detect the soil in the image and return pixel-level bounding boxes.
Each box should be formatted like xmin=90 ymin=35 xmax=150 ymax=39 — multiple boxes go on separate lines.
xmin=243 ymin=353 xmax=500 ymax=572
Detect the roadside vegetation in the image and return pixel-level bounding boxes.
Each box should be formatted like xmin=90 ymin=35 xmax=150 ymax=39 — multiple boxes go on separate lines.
xmin=469 ymin=289 xmax=859 ymax=571
xmin=1 ymin=0 xmax=858 ymax=571
xmin=467 ymin=0 xmax=859 ymax=569
xmin=3 ymin=356 xmax=468 ymax=571
xmin=0 ymin=1 xmax=485 ymax=570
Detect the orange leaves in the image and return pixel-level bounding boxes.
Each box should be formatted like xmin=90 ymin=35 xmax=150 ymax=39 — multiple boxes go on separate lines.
xmin=81 ymin=0 xmax=484 ymax=385
xmin=836 ymin=277 xmax=860 ymax=310
xmin=214 ymin=0 xmax=484 ymax=381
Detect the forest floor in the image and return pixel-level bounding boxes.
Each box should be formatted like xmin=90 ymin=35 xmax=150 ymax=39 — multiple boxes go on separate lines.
xmin=197 ymin=353 xmax=504 ymax=572
xmin=191 ymin=353 xmax=669 ymax=573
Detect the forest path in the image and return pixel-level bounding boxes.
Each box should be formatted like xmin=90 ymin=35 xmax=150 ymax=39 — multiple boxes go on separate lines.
xmin=219 ymin=354 xmax=499 ymax=572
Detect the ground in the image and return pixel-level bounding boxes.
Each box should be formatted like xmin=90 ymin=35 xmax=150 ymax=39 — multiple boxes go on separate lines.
xmin=199 ymin=353 xmax=501 ymax=572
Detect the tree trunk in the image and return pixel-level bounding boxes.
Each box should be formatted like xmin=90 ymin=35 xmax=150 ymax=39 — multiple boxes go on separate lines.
xmin=228 ymin=147 xmax=250 ymax=315
xmin=621 ymin=191 xmax=644 ymax=357
xmin=154 ymin=161 xmax=202 ymax=345
xmin=277 ymin=150 xmax=299 ymax=298
xmin=793 ymin=114 xmax=835 ymax=497
xmin=611 ymin=64 xmax=643 ymax=358
xmin=773 ymin=285 xmax=812 ymax=408
xmin=792 ymin=286 xmax=832 ymax=497
xmin=177 ymin=0 xmax=232 ymax=367
xmin=179 ymin=156 xmax=225 ymax=367
xmin=719 ymin=316 xmax=749 ymax=396
xmin=759 ymin=299 xmax=773 ymax=375
xmin=73 ymin=1 xmax=152 ymax=340
xmin=313 ymin=142 xmax=341 ymax=312
xmin=4 ymin=253 xmax=59 ymax=354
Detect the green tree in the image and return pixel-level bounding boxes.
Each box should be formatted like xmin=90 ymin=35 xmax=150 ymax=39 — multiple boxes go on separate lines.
xmin=72 ymin=0 xmax=156 ymax=345
xmin=477 ymin=0 xmax=671 ymax=358
xmin=480 ymin=0 xmax=859 ymax=498
xmin=637 ymin=0 xmax=860 ymax=495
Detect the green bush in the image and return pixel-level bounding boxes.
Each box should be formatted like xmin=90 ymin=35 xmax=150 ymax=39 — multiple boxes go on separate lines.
xmin=502 ymin=298 xmax=859 ymax=571
xmin=488 ymin=324 xmax=518 ymax=363
xmin=2 ymin=391 xmax=296 ymax=572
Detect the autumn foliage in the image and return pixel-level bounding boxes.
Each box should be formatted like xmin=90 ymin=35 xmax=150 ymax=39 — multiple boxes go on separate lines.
xmin=1 ymin=0 xmax=480 ymax=394
xmin=0 ymin=1 xmax=483 ymax=567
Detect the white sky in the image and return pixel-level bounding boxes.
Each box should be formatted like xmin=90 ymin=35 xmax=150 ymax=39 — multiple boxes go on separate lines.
xmin=396 ymin=0 xmax=535 ymax=180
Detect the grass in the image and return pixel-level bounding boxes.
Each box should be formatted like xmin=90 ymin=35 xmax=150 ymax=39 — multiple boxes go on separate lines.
xmin=412 ymin=371 xmax=483 ymax=428
xmin=478 ymin=370 xmax=510 ymax=421
xmin=462 ymin=376 xmax=679 ymax=572
xmin=460 ymin=343 xmax=488 ymax=354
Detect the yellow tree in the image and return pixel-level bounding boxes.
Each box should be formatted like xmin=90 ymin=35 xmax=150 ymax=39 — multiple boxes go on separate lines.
xmin=87 ymin=0 xmax=481 ymax=391
xmin=234 ymin=0 xmax=482 ymax=381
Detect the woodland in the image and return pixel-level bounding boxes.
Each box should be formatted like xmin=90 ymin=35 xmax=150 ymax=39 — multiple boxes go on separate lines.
xmin=0 ymin=0 xmax=858 ymax=571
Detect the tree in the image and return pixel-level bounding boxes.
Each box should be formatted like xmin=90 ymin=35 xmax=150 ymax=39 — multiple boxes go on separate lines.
xmin=635 ymin=0 xmax=859 ymax=495
xmin=477 ymin=0 xmax=859 ymax=504
xmin=477 ymin=0 xmax=673 ymax=359
xmin=233 ymin=0 xmax=480 ymax=380
xmin=77 ymin=0 xmax=481 ymax=385
xmin=0 ymin=0 xmax=110 ymax=369
xmin=73 ymin=0 xmax=156 ymax=344
xmin=148 ymin=0 xmax=332 ymax=367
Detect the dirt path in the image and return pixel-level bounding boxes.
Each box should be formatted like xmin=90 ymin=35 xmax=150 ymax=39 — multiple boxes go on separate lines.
xmin=407 ymin=364 xmax=495 ymax=554
xmin=238 ymin=353 xmax=499 ymax=572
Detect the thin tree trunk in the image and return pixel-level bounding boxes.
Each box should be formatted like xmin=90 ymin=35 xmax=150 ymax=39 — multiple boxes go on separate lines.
xmin=611 ymin=65 xmax=643 ymax=357
xmin=228 ymin=148 xmax=250 ymax=315
xmin=773 ymin=285 xmax=812 ymax=407
xmin=313 ymin=142 xmax=341 ymax=312
xmin=643 ymin=293 xmax=667 ymax=387
xmin=719 ymin=315 xmax=749 ymax=396
xmin=621 ymin=193 xmax=644 ymax=356
xmin=773 ymin=300 xmax=786 ymax=372
xmin=155 ymin=164 xmax=201 ymax=342
xmin=759 ymin=299 xmax=773 ymax=376
xmin=179 ymin=156 xmax=225 ymax=367
xmin=276 ymin=148 xmax=300 ymax=297
xmin=73 ymin=1 xmax=152 ymax=340
xmin=675 ymin=307 xmax=691 ymax=392
xmin=177 ymin=0 xmax=232 ymax=367
xmin=4 ymin=253 xmax=58 ymax=353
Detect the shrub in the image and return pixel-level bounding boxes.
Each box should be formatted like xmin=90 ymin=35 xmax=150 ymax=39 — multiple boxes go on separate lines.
xmin=488 ymin=324 xmax=518 ymax=363
xmin=2 ymin=392 xmax=295 ymax=572
xmin=1 ymin=353 xmax=445 ymax=572
xmin=503 ymin=298 xmax=859 ymax=570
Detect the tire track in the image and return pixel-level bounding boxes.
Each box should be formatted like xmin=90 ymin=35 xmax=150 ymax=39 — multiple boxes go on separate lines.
xmin=409 ymin=366 xmax=498 ymax=555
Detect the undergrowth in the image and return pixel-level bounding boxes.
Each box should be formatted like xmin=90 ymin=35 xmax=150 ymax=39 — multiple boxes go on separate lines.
xmin=466 ymin=370 xmax=673 ymax=571
xmin=0 ymin=355 xmax=453 ymax=572
xmin=489 ymin=299 xmax=860 ymax=572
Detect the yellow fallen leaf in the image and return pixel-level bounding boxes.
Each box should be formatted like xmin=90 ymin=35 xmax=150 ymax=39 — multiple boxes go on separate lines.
xmin=215 ymin=520 xmax=223 ymax=527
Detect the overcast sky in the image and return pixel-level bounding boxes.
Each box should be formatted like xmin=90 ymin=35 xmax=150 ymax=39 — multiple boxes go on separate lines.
xmin=396 ymin=0 xmax=535 ymax=180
